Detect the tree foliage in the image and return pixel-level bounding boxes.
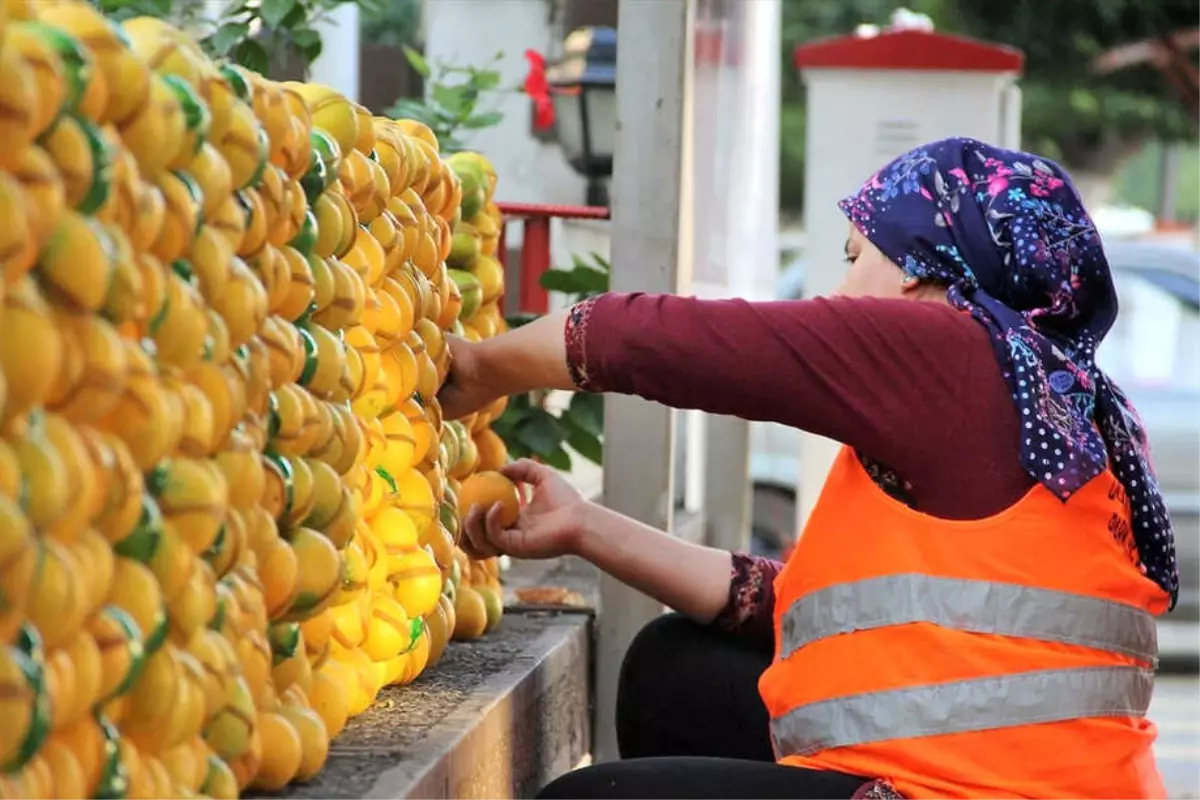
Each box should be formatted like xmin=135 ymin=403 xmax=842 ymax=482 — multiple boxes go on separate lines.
xmin=780 ymin=0 xmax=1200 ymax=211
xmin=384 ymin=47 xmax=509 ymax=154
xmin=92 ymin=0 xmax=387 ymax=76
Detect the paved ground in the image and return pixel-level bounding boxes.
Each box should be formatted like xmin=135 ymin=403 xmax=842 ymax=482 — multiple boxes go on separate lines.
xmin=1153 ymin=674 xmax=1200 ymax=798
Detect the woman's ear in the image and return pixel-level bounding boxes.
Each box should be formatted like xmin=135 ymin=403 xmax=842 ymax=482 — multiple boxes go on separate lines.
xmin=899 ymin=274 xmax=920 ymax=293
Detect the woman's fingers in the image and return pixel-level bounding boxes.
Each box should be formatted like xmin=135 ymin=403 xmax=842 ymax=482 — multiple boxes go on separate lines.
xmin=499 ymin=458 xmax=548 ymax=487
xmin=483 ymin=503 xmax=513 ymax=550
xmin=461 ymin=504 xmax=500 ymax=559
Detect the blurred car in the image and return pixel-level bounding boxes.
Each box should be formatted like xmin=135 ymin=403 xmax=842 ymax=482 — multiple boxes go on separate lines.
xmin=748 ymin=240 xmax=1200 ymax=621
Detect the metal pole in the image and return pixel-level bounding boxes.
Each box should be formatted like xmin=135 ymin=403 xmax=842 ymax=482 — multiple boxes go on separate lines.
xmin=595 ymin=0 xmax=694 ymax=764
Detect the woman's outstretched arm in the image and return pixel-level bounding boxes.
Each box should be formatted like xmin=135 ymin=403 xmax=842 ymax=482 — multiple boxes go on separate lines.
xmin=440 ymin=293 xmax=978 ymax=479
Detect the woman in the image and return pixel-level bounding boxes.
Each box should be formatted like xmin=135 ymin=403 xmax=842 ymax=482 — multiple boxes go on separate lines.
xmin=438 ymin=138 xmax=1177 ymax=799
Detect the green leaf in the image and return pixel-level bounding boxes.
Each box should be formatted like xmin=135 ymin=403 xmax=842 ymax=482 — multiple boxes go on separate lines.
xmin=374 ymin=466 xmax=398 ymax=493
xmin=471 ymin=70 xmax=502 ymax=91
xmin=432 ymin=83 xmax=467 ymax=116
xmin=462 ymin=111 xmax=503 ymax=129
xmin=387 ymin=99 xmax=437 ymax=127
xmin=488 ymin=409 xmax=520 ymax=440
xmin=233 ymin=39 xmax=269 ymax=75
xmin=566 ymin=428 xmax=603 ymax=465
xmin=260 ymin=0 xmax=297 ymax=29
xmin=291 ymin=27 xmax=321 ymax=49
xmin=207 ymin=22 xmax=249 ymax=57
xmin=565 ymin=392 xmax=603 ymax=437
xmin=515 ymin=408 xmax=566 ymax=456
xmin=587 ymin=252 xmax=611 ymax=272
xmin=539 ymin=265 xmax=609 ymax=296
xmin=280 ymin=2 xmax=308 ymax=28
xmin=541 ymin=445 xmax=572 ymax=471
xmin=293 ymin=27 xmax=322 ymax=64
xmin=402 ymin=44 xmax=431 ymax=77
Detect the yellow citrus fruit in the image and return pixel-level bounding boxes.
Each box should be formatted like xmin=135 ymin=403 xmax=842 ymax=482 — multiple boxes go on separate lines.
xmin=108 ymin=556 xmax=168 ymax=654
xmin=288 ymin=82 xmax=359 ymax=157
xmin=452 ymin=585 xmax=488 ymax=641
xmin=150 ymin=457 xmax=228 ymax=556
xmin=0 ymin=51 xmax=38 ymax=168
xmin=0 ymin=171 xmax=36 ymax=287
xmin=279 ymin=703 xmax=328 ymax=782
xmin=187 ymin=141 xmax=233 ymax=218
xmin=215 ymin=99 xmax=266 ymax=192
xmin=341 ymin=223 xmax=385 ymax=287
xmin=306 ymin=663 xmax=349 ymax=739
xmin=277 ymin=244 xmax=316 ymax=322
xmin=378 ymin=410 xmax=417 ymax=477
xmin=391 ymin=546 xmax=442 ymax=619
xmin=393 ymin=468 xmax=436 ymax=534
xmin=38 ymin=208 xmax=116 ymax=312
xmin=119 ymin=72 xmax=184 ymax=180
xmin=282 ymin=527 xmax=342 ymax=622
xmin=151 ymin=169 xmax=202 ymax=264
xmin=10 ymin=145 xmax=64 ymax=257
xmin=0 ymin=496 xmax=35 ymax=643
xmin=457 ymin=471 xmax=521 ymax=529
xmin=5 ymin=23 xmax=66 ymax=139
xmin=248 ymin=710 xmax=301 ymax=791
xmin=88 ymin=603 xmax=143 ymax=706
xmin=363 ymin=593 xmax=410 ymax=663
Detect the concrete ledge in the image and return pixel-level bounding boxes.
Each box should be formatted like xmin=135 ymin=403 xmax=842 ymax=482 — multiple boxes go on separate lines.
xmin=271 ymin=612 xmax=591 ymax=800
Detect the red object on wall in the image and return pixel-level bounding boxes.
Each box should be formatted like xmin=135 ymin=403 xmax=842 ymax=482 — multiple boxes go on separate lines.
xmin=793 ymin=29 xmax=1024 ymax=74
xmin=494 ymin=202 xmax=612 ymax=315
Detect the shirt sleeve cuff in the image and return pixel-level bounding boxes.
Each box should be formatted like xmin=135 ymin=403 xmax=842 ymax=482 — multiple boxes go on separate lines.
xmin=712 ymin=552 xmax=781 ymax=634
xmin=564 ymin=297 xmax=603 ymax=391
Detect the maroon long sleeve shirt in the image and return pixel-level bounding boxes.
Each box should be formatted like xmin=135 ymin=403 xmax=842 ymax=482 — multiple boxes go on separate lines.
xmin=564 ymin=292 xmax=1035 ymax=647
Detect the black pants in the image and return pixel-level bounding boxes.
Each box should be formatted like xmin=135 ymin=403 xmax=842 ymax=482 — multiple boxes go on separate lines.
xmin=536 ymin=614 xmax=870 ymax=799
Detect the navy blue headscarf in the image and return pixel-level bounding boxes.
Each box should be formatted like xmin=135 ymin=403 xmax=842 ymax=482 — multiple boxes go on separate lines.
xmin=839 ymin=137 xmax=1178 ymax=606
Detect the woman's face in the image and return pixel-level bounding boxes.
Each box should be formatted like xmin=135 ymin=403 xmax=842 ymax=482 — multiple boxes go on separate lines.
xmin=834 ymin=224 xmax=909 ymax=299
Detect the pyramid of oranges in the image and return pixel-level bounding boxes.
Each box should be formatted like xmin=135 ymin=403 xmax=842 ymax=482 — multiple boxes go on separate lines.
xmin=0 ymin=1 xmax=518 ymax=797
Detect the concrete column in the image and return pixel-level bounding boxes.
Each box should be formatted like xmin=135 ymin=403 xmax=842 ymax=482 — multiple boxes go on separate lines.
xmin=309 ymin=3 xmax=360 ymax=101
xmin=595 ymin=0 xmax=694 ymax=764
xmin=701 ymin=0 xmax=780 ymax=554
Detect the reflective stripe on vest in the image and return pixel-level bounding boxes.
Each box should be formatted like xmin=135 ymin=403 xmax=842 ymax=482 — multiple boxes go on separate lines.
xmin=771 ymin=665 xmax=1155 ymax=757
xmin=779 ymin=573 xmax=1158 ymax=664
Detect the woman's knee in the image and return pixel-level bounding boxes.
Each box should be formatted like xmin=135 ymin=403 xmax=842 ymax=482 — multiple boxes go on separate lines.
xmin=619 ymin=613 xmax=704 ymax=685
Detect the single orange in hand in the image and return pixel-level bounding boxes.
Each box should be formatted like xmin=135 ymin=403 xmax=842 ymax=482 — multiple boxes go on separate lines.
xmin=457 ymin=470 xmax=521 ymax=528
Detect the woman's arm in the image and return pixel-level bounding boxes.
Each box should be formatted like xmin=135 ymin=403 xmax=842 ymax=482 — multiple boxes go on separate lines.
xmin=444 ymin=292 xmax=979 ymax=481
xmin=574 ymin=502 xmax=734 ymax=623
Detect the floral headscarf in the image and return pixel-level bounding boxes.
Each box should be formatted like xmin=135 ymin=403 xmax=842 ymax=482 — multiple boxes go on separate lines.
xmin=840 ymin=137 xmax=1178 ymax=606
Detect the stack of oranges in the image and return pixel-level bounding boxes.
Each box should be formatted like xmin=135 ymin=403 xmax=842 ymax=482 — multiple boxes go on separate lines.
xmin=0 ymin=2 xmax=518 ymax=798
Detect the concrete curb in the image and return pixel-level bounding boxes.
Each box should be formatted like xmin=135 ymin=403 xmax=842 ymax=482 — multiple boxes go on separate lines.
xmin=271 ymin=612 xmax=592 ymax=800
xmin=373 ymin=613 xmax=591 ymax=799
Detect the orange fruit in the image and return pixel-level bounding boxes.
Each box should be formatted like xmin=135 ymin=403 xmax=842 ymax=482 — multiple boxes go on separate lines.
xmin=456 ymin=471 xmax=520 ymax=528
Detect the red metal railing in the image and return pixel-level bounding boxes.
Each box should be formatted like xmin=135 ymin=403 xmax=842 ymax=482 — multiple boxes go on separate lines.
xmin=495 ymin=202 xmax=611 ymax=315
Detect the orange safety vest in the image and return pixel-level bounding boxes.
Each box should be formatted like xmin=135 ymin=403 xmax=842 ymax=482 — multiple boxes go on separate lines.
xmin=759 ymin=447 xmax=1170 ymax=799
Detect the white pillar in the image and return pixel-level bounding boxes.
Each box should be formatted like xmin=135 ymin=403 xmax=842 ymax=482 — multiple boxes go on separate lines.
xmin=596 ymin=0 xmax=694 ymax=764
xmin=309 ymin=3 xmax=360 ymax=101
xmin=700 ymin=0 xmax=781 ymax=553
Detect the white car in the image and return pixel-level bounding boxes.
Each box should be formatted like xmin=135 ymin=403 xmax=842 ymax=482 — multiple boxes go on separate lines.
xmin=748 ymin=240 xmax=1200 ymax=625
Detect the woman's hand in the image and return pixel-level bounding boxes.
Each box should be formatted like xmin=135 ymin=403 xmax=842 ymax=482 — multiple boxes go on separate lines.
xmin=460 ymin=459 xmax=589 ymax=561
xmin=438 ymin=335 xmax=502 ymax=421
xmin=437 ymin=310 xmax=577 ymax=420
